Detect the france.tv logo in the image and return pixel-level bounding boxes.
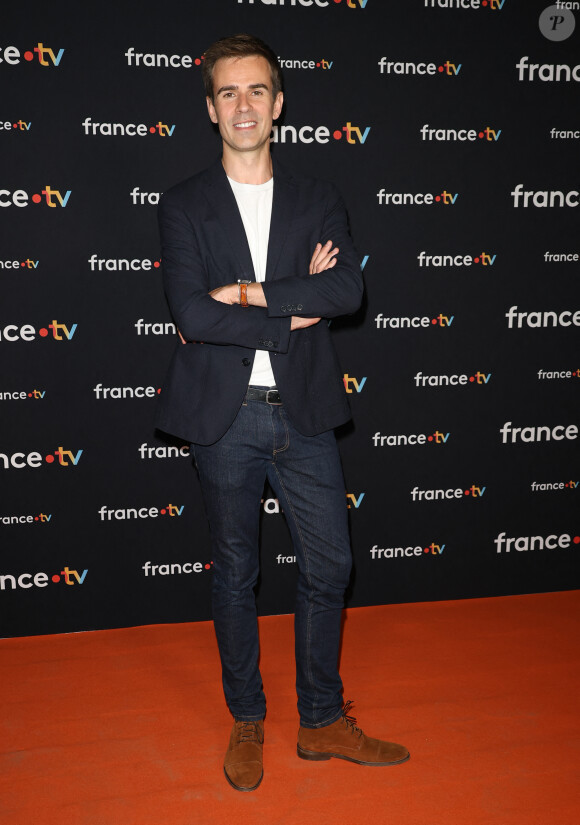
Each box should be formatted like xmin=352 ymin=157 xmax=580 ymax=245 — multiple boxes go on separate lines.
xmin=0 ymin=321 xmax=77 ymax=343
xmin=0 ymin=43 xmax=64 ymax=66
xmin=0 ymin=187 xmax=71 ymax=208
xmin=237 ymin=0 xmax=369 ymax=7
xmin=271 ymin=121 xmax=370 ymax=145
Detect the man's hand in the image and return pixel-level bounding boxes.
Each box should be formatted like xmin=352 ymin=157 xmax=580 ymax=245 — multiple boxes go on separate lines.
xmin=289 ymin=241 xmax=336 ymax=330
xmin=309 ymin=240 xmax=339 ymax=274
xmin=291 ymin=316 xmax=321 ymax=330
xmin=209 ymin=283 xmax=239 ymax=304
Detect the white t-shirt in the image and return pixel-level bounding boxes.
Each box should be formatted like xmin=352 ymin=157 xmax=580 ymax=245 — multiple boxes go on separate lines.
xmin=228 ymin=175 xmax=276 ymax=387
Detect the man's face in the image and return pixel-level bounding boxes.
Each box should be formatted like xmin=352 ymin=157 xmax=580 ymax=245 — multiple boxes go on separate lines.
xmin=206 ymin=55 xmax=283 ymax=155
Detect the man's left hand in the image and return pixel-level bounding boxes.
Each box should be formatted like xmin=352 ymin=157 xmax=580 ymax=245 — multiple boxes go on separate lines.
xmin=309 ymin=241 xmax=339 ymax=274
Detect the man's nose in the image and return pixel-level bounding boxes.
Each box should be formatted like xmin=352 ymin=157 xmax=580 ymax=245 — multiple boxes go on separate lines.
xmin=236 ymin=93 xmax=251 ymax=112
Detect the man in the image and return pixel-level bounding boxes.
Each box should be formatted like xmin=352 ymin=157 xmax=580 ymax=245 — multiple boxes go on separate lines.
xmin=157 ymin=34 xmax=409 ymax=792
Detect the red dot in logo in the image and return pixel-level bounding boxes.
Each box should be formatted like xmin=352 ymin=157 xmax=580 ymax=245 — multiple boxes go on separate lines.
xmin=204 ymin=563 xmax=211 ymax=569
xmin=149 ymin=127 xmax=156 ymax=133
xmin=157 ymin=388 xmax=161 ymax=394
xmin=431 ymin=318 xmax=437 ymax=325
xmin=160 ymin=508 xmax=166 ymax=515
xmin=573 ymin=536 xmax=580 ymax=544
xmin=194 ymin=58 xmax=201 ymax=66
xmin=39 ymin=327 xmax=48 ymax=337
xmin=45 ymin=454 xmax=55 ymax=463
xmin=423 ymin=547 xmax=430 ymax=554
xmin=28 ymin=393 xmax=32 ymax=397
xmin=35 ymin=516 xmax=39 ymax=521
xmin=32 ymin=193 xmax=42 ymax=203
xmin=52 ymin=574 xmax=60 ymax=583
xmin=153 ymin=261 xmax=160 ymax=268
xmin=469 ymin=375 xmax=475 ymax=382
xmin=464 ymin=490 xmax=470 ymax=496
xmin=428 ymin=435 xmax=433 ymax=441
xmin=21 ymin=261 xmax=26 ymax=267
xmin=474 ymin=257 xmax=480 ymax=263
xmin=565 ymin=483 xmax=569 ymax=487
xmin=435 ymin=195 xmax=441 ymax=202
xmin=438 ymin=66 xmax=444 ymax=73
xmin=333 ymin=130 xmax=342 ymax=140
xmin=334 ymin=0 xmax=341 ymax=4
xmin=482 ymin=0 xmax=487 ymax=5
xmin=316 ymin=63 xmax=321 ymax=67
xmin=24 ymin=51 xmax=34 ymax=61
xmin=13 ymin=124 xmax=18 ymax=129
xmin=478 ymin=132 xmax=484 ymax=139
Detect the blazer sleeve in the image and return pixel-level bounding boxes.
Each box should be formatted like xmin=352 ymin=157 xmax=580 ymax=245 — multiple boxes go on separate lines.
xmin=159 ymin=196 xmax=291 ymax=353
xmin=261 ymin=185 xmax=364 ymax=319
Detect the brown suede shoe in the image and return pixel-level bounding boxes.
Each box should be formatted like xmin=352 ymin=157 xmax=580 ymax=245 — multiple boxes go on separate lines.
xmin=224 ymin=720 xmax=264 ymax=791
xmin=297 ymin=702 xmax=409 ymax=766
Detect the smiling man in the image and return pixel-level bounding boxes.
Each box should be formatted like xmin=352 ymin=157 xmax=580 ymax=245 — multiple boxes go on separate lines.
xmin=156 ymin=33 xmax=409 ymax=792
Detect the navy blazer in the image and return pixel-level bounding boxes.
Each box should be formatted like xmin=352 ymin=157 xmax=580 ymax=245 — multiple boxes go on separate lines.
xmin=156 ymin=157 xmax=363 ymax=445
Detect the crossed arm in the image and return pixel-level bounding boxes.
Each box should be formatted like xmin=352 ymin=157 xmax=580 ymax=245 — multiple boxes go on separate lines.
xmin=208 ymin=240 xmax=339 ymax=330
xmin=176 ymin=241 xmax=337 ymax=344
xmin=160 ymin=182 xmax=362 ymax=348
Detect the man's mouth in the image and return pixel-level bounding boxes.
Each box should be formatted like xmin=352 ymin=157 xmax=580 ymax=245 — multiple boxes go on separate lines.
xmin=234 ymin=121 xmax=257 ymax=129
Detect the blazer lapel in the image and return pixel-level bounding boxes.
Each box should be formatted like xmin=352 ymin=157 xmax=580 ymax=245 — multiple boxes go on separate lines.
xmin=202 ymin=157 xmax=299 ymax=283
xmin=266 ymin=160 xmax=299 ymax=282
xmin=202 ymin=158 xmax=255 ymax=281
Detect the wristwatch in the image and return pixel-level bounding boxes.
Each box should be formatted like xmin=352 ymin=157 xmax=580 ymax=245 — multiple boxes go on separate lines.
xmin=237 ymin=279 xmax=252 ymax=307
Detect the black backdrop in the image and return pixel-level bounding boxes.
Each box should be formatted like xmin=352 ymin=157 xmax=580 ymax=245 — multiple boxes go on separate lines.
xmin=2 ymin=0 xmax=579 ymax=638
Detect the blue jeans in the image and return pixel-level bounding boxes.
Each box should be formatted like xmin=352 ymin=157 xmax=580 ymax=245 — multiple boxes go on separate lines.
xmin=191 ymin=391 xmax=352 ymax=728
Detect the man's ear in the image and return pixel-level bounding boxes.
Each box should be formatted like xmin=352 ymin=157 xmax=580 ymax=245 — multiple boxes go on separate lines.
xmin=273 ymin=92 xmax=284 ymax=121
xmin=207 ymin=96 xmax=218 ymax=124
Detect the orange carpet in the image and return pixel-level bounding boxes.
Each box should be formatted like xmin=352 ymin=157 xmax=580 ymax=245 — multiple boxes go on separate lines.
xmin=1 ymin=591 xmax=579 ymax=825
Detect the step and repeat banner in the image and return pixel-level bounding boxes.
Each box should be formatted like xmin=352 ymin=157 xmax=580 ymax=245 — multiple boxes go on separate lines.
xmin=1 ymin=1 xmax=579 ymax=637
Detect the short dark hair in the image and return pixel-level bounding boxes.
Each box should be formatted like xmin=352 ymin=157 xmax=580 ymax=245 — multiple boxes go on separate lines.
xmin=202 ymin=34 xmax=283 ymax=102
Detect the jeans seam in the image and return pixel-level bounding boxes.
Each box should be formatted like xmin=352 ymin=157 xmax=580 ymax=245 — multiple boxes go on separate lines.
xmin=271 ymin=461 xmax=318 ymax=716
xmin=272 ymin=407 xmax=289 ymax=455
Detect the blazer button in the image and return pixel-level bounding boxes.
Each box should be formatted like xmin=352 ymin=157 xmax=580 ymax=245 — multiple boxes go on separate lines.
xmin=242 ymin=358 xmax=251 ymax=366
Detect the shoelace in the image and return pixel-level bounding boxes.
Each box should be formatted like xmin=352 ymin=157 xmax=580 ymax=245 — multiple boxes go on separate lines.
xmin=235 ymin=720 xmax=264 ymax=744
xmin=342 ymin=700 xmax=364 ymax=738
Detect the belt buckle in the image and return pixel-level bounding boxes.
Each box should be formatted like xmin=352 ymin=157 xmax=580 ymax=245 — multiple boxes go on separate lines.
xmin=266 ymin=389 xmax=281 ymax=405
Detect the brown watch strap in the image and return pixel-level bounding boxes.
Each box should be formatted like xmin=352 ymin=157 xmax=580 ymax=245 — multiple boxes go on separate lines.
xmin=240 ymin=283 xmax=249 ymax=307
